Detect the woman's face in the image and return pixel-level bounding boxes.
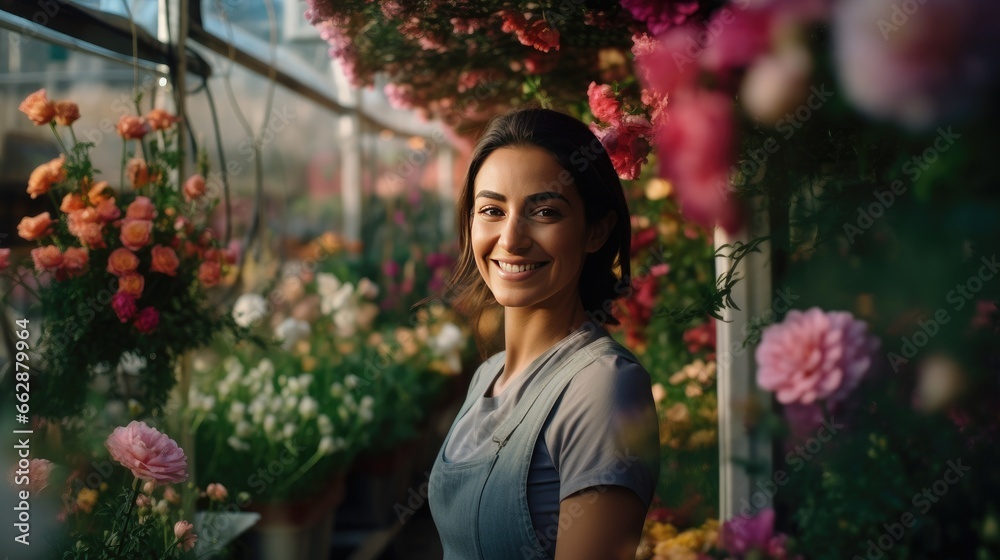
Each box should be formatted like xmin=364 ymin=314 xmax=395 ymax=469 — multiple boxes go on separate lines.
xmin=471 ymin=146 xmax=609 ymax=313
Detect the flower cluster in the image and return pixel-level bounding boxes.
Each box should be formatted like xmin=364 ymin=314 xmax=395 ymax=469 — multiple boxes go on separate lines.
xmin=5 ymin=89 xmax=238 ymax=417
xmin=636 ymin=516 xmax=719 ymax=560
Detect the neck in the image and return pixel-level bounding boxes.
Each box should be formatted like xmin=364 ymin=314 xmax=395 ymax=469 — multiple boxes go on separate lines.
xmin=492 ymin=300 xmax=589 ymax=395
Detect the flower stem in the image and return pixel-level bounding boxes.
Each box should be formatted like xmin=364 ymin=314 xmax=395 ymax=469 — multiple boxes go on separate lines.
xmin=157 ymin=537 xmax=181 ymax=560
xmin=49 ymin=122 xmax=70 ymax=156
xmin=68 ymin=125 xmax=78 ymax=146
xmin=120 ymin=140 xmax=127 ymax=191
xmin=113 ymin=477 xmax=140 ymax=560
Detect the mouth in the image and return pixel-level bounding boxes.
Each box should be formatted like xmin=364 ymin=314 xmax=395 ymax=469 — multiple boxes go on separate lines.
xmin=493 ymin=260 xmax=548 ymax=274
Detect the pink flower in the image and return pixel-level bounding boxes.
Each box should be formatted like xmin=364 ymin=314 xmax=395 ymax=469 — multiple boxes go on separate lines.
xmin=134 ymin=307 xmax=160 ymax=334
xmin=112 ymin=293 xmax=137 ymax=323
xmin=163 ymin=486 xmax=181 ymax=505
xmin=88 ymin=181 xmax=112 ymax=204
xmin=95 ymin=197 xmax=121 ymax=222
xmin=7 ymin=458 xmax=54 ymax=494
xmin=135 ymin=493 xmax=151 ymax=508
xmin=174 ymin=520 xmax=198 ymax=551
xmin=144 ymin=108 xmax=179 ymax=131
xmin=17 ymin=212 xmax=55 ymax=241
xmin=18 ymin=89 xmax=55 ymax=126
xmin=198 ymin=260 xmax=221 ymax=287
xmin=104 ymin=420 xmax=187 ymax=484
xmin=53 ymin=100 xmax=80 ymax=126
xmin=27 ymin=155 xmax=66 ymax=199
xmin=61 ymin=193 xmax=86 ymax=213
xmin=182 ymin=174 xmax=206 ymax=202
xmin=60 ymin=247 xmax=89 ymax=278
xmin=126 ymin=196 xmax=157 ymax=220
xmin=31 ymin=246 xmax=63 ymax=272
xmin=117 ymin=273 xmax=145 ymax=298
xmin=0 ymin=248 xmax=10 ymax=273
xmin=833 ymin=0 xmax=1000 ymax=129
xmin=656 ymin=92 xmax=742 ymax=233
xmin=590 ymin=117 xmax=653 ymax=180
xmin=587 ymin=82 xmax=622 ymax=124
xmin=621 ymin=0 xmax=700 ymax=36
xmin=756 ymin=307 xmax=880 ymax=405
xmin=151 ymin=245 xmax=180 ymax=276
xmin=720 ymin=508 xmax=775 ymax=555
xmin=740 ymin=47 xmax=813 ymax=125
xmin=120 ymin=219 xmax=153 ymax=251
xmin=126 ymin=158 xmax=151 ymax=189
xmin=206 ymin=482 xmax=228 ymax=502
xmin=117 ymin=115 xmax=150 ymax=140
xmin=106 ymin=248 xmax=140 ymax=276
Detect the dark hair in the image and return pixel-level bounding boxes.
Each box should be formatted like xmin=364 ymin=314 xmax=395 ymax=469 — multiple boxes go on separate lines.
xmin=437 ymin=108 xmax=633 ymax=355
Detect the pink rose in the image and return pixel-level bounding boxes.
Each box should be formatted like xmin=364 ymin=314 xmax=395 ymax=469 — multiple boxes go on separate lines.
xmin=27 ymin=155 xmax=66 ymax=199
xmin=117 ymin=115 xmax=150 ymax=140
xmin=60 ymin=247 xmax=89 ymax=278
xmin=182 ymin=174 xmax=206 ymax=202
xmin=112 ymin=293 xmax=137 ymax=323
xmin=67 ymin=208 xmax=100 ymax=238
xmin=198 ymin=260 xmax=221 ymax=287
xmin=126 ymin=158 xmax=151 ymax=189
xmin=53 ymin=100 xmax=80 ymax=126
xmin=206 ymin=482 xmax=228 ymax=502
xmin=117 ymin=273 xmax=145 ymax=298
xmin=104 ymin=420 xmax=187 ymax=484
xmin=756 ymin=307 xmax=880 ymax=405
xmin=591 ymin=116 xmax=653 ymax=181
xmin=587 ymin=82 xmax=622 ymax=124
xmin=88 ymin=181 xmax=111 ymax=204
xmin=18 ymin=89 xmax=55 ymax=126
xmin=74 ymin=222 xmax=106 ymax=250
xmin=174 ymin=520 xmax=198 ymax=551
xmin=0 ymin=248 xmax=10 ymax=272
xmin=144 ymin=108 xmax=179 ymax=131
xmin=106 ymin=247 xmax=140 ymax=276
xmin=657 ymin=92 xmax=742 ymax=233
xmin=17 ymin=212 xmax=55 ymax=241
xmin=151 ymin=245 xmax=180 ymax=276
xmin=95 ymin=197 xmax=121 ymax=222
xmin=61 ymin=193 xmax=85 ymax=213
xmin=31 ymin=246 xmax=63 ymax=272
xmin=163 ymin=486 xmax=181 ymax=505
xmin=134 ymin=307 xmax=160 ymax=334
xmin=126 ymin=196 xmax=157 ymax=220
xmin=120 ymin=219 xmax=153 ymax=251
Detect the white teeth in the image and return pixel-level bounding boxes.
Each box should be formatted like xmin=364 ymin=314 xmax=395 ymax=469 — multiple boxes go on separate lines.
xmin=497 ymin=261 xmax=542 ymax=273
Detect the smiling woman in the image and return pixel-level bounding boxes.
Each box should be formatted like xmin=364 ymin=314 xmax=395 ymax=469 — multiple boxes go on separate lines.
xmin=427 ymin=108 xmax=660 ymax=560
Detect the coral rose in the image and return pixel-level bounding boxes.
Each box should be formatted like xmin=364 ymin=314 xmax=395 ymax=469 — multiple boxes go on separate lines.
xmin=198 ymin=260 xmax=222 ymax=287
xmin=126 ymin=158 xmax=151 ymax=189
xmin=18 ymin=89 xmax=55 ymax=126
xmin=60 ymin=193 xmax=85 ymax=213
xmin=144 ymin=108 xmax=179 ymax=131
xmin=105 ymin=421 xmax=187 ymax=484
xmin=27 ymin=155 xmax=67 ymax=199
xmin=120 ymin=219 xmax=153 ymax=251
xmin=150 ymin=245 xmax=180 ymax=276
xmin=756 ymin=307 xmax=880 ymax=405
xmin=134 ymin=307 xmax=160 ymax=334
xmin=126 ymin=196 xmax=157 ymax=220
xmin=60 ymin=247 xmax=89 ymax=277
xmin=117 ymin=273 xmax=145 ymax=298
xmin=88 ymin=181 xmax=112 ymax=203
xmin=174 ymin=520 xmax=197 ymax=551
xmin=182 ymin=174 xmax=206 ymax=202
xmin=74 ymin=222 xmax=106 ymax=249
xmin=112 ymin=293 xmax=137 ymax=323
xmin=0 ymin=248 xmax=10 ymax=273
xmin=206 ymin=482 xmax=228 ymax=502
xmin=106 ymin=247 xmax=139 ymax=276
xmin=31 ymin=246 xmax=63 ymax=272
xmin=95 ymin=197 xmax=121 ymax=222
xmin=67 ymin=208 xmax=99 ymax=236
xmin=53 ymin=100 xmax=80 ymax=126
xmin=117 ymin=115 xmax=150 ymax=140
xmin=17 ymin=212 xmax=55 ymax=241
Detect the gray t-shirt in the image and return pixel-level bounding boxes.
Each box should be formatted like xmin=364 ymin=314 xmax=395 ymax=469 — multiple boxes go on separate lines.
xmin=443 ymin=324 xmax=660 ymax=556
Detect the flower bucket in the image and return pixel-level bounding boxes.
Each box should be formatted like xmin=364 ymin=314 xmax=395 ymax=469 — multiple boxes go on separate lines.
xmin=242 ymin=473 xmax=346 ymax=560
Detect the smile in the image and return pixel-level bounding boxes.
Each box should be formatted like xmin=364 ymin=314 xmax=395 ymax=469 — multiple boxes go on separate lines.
xmin=494 ymin=260 xmax=546 ymax=273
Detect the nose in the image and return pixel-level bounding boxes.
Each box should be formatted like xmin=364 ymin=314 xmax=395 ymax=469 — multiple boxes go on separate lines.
xmin=498 ymin=213 xmax=531 ymax=253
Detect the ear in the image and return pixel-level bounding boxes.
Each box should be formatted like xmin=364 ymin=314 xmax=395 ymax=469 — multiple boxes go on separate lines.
xmin=585 ymin=211 xmax=616 ymax=253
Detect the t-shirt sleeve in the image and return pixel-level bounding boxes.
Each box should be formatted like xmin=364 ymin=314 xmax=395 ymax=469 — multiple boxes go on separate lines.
xmin=545 ymin=354 xmax=661 ymax=507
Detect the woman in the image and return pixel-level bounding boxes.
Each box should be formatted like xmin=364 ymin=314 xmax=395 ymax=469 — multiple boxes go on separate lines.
xmin=428 ymin=108 xmax=660 ymax=560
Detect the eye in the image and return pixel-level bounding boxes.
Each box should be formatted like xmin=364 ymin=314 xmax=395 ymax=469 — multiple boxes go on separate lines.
xmin=532 ymin=207 xmax=561 ymax=218
xmin=477 ymin=206 xmax=504 ymax=218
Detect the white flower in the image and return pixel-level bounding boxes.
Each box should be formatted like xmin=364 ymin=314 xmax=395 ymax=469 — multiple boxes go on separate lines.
xmin=233 ymin=293 xmax=269 ymax=328
xmin=344 ymin=374 xmax=360 ymax=390
xmin=359 ymin=396 xmax=374 ymax=423
xmin=223 ymin=356 xmax=244 ymax=378
xmin=286 ymin=377 xmax=301 ymax=394
xmin=218 ymin=380 xmax=234 ymax=400
xmin=318 ymin=274 xmax=354 ymax=315
xmin=283 ymin=395 xmax=298 ymax=413
xmin=153 ymin=499 xmax=169 ymax=516
xmin=298 ymin=396 xmax=318 ymax=419
xmin=330 ymin=382 xmax=344 ymax=398
xmin=249 ymin=398 xmax=267 ymax=422
xmin=257 ymin=359 xmax=275 ymax=379
xmin=316 ymin=273 xmax=342 ymax=299
xmin=334 ymin=307 xmax=359 ymax=337
xmin=357 ymin=277 xmax=379 ymax=299
xmin=119 ymin=352 xmax=146 ymax=376
xmin=297 ymin=374 xmax=313 ymax=389
xmin=227 ymin=402 xmax=246 ymax=424
xmin=282 ymin=423 xmax=296 ymax=440
xmin=337 ymin=406 xmax=349 ymax=422
xmin=318 ymin=435 xmax=335 ymax=456
xmin=235 ymin=420 xmax=253 ymax=438
xmin=343 ymin=393 xmax=357 ymax=410
xmin=275 ymin=318 xmax=311 ymax=351
xmin=269 ymin=396 xmax=284 ymax=413
xmin=263 ymin=414 xmax=277 ymax=436
xmin=227 ymin=436 xmax=250 ymax=451
xmin=317 ymin=414 xmax=333 ymax=436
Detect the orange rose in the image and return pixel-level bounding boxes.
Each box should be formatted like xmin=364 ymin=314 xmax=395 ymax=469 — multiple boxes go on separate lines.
xmin=17 ymin=212 xmax=55 ymax=241
xmin=117 ymin=115 xmax=150 ymax=140
xmin=61 ymin=193 xmax=86 ymax=213
xmin=61 ymin=247 xmax=89 ymax=277
xmin=18 ymin=89 xmax=55 ymax=126
xmin=53 ymin=100 xmax=80 ymax=126
xmin=126 ymin=196 xmax=157 ymax=220
xmin=27 ymin=155 xmax=66 ymax=199
xmin=106 ymin=248 xmax=139 ymax=276
xmin=126 ymin=158 xmax=150 ymax=189
xmin=31 ymin=246 xmax=63 ymax=272
xmin=150 ymin=245 xmax=180 ymax=276
xmin=182 ymin=174 xmax=206 ymax=202
xmin=95 ymin=197 xmax=121 ymax=222
xmin=120 ymin=219 xmax=153 ymax=251
xmin=75 ymin=222 xmax=106 ymax=249
xmin=144 ymin=108 xmax=179 ymax=131
xmin=198 ymin=260 xmax=221 ymax=287
xmin=88 ymin=181 xmax=112 ymax=204
xmin=117 ymin=273 xmax=145 ymax=298
xmin=67 ymin=208 xmax=100 ymax=238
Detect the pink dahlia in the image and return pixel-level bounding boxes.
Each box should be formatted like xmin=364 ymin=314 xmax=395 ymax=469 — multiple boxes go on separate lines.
xmin=756 ymin=307 xmax=880 ymax=405
xmin=174 ymin=520 xmax=198 ymax=551
xmin=621 ymin=0 xmax=700 ymax=36
xmin=134 ymin=307 xmax=160 ymax=334
xmin=112 ymin=293 xmax=138 ymax=323
xmin=104 ymin=420 xmax=187 ymax=484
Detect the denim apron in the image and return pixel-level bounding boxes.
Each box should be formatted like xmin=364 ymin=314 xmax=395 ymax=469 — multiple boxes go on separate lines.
xmin=428 ymin=336 xmax=635 ymax=560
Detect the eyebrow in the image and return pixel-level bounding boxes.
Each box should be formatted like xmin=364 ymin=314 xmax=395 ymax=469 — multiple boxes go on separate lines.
xmin=474 ymin=190 xmax=571 ymax=205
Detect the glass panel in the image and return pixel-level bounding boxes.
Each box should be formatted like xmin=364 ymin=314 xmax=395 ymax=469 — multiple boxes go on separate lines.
xmin=70 ymin=0 xmax=159 ymax=38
